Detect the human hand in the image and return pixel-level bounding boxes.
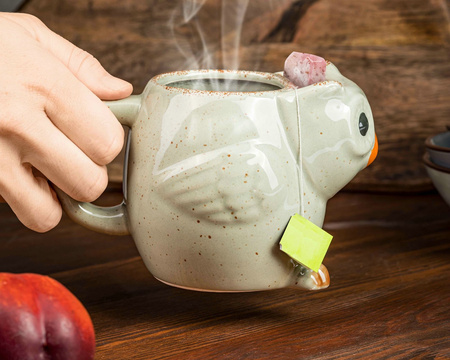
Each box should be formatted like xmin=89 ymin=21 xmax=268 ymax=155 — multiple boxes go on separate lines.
xmin=0 ymin=13 xmax=132 ymax=232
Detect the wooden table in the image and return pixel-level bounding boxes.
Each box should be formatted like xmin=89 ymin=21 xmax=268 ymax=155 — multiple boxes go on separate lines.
xmin=1 ymin=190 xmax=449 ymax=359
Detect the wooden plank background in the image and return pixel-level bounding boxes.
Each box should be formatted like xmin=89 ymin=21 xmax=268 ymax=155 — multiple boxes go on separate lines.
xmin=21 ymin=0 xmax=450 ymax=192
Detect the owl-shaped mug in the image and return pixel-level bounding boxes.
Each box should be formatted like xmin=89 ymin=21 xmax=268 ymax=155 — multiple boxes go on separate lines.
xmin=57 ymin=63 xmax=378 ymax=292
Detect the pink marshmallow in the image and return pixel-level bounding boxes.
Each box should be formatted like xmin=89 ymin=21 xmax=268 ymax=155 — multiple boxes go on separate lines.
xmin=284 ymin=52 xmax=327 ymax=88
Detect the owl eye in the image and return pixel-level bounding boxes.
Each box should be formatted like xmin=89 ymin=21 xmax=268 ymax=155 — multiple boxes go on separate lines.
xmin=359 ymin=113 xmax=369 ymax=136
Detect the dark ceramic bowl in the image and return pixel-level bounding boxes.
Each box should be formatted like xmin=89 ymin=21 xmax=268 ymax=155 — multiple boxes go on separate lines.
xmin=423 ymin=153 xmax=450 ymax=207
xmin=425 ymin=130 xmax=450 ymax=168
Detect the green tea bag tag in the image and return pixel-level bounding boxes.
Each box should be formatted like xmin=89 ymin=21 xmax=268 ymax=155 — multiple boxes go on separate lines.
xmin=279 ymin=214 xmax=333 ymax=272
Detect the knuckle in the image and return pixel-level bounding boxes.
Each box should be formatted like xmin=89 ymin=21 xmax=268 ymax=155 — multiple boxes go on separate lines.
xmin=29 ymin=204 xmax=62 ymax=233
xmin=0 ymin=109 xmax=44 ymax=164
xmin=0 ymin=105 xmax=33 ymax=140
xmin=67 ymin=47 xmax=99 ymax=76
xmin=24 ymin=14 xmax=44 ymax=27
xmin=12 ymin=13 xmax=42 ymax=26
xmin=94 ymin=126 xmax=124 ymax=165
xmin=39 ymin=68 xmax=70 ymax=104
xmin=73 ymin=167 xmax=108 ymax=202
xmin=0 ymin=113 xmax=16 ymax=138
xmin=18 ymin=13 xmax=47 ymax=36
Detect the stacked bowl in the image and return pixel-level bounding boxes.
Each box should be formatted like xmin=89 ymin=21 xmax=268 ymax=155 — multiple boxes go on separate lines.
xmin=424 ymin=127 xmax=450 ymax=206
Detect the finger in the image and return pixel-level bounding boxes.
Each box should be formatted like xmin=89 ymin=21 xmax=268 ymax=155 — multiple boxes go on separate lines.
xmin=0 ymin=163 xmax=62 ymax=233
xmin=19 ymin=111 xmax=109 ymax=203
xmin=7 ymin=13 xmax=132 ymax=100
xmin=45 ymin=36 xmax=133 ymax=100
xmin=2 ymin=14 xmax=126 ymax=166
xmin=41 ymin=60 xmax=125 ymax=166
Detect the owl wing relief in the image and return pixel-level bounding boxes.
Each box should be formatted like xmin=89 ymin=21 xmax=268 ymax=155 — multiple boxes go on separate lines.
xmin=152 ymin=99 xmax=296 ymax=225
xmin=155 ymin=142 xmax=291 ymax=225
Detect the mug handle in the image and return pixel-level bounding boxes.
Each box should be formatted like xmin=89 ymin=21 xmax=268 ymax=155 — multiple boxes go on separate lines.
xmin=54 ymin=95 xmax=142 ymax=235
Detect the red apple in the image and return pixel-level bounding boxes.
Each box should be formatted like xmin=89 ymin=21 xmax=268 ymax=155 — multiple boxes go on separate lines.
xmin=0 ymin=273 xmax=95 ymax=360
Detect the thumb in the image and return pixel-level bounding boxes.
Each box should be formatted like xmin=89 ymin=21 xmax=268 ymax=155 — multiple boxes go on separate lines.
xmin=18 ymin=14 xmax=132 ymax=100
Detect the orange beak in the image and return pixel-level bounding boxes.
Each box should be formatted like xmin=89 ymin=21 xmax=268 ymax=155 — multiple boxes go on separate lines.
xmin=367 ymin=135 xmax=378 ymax=167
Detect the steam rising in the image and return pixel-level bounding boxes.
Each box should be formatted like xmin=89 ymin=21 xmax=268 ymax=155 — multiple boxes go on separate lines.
xmin=169 ymin=0 xmax=251 ymax=71
xmin=167 ymin=0 xmax=286 ymax=92
xmin=221 ymin=0 xmax=249 ymax=70
xmin=182 ymin=0 xmax=207 ymax=22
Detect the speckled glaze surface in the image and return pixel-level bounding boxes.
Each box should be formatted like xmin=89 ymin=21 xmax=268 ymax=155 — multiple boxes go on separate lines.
xmin=58 ymin=63 xmax=376 ymax=292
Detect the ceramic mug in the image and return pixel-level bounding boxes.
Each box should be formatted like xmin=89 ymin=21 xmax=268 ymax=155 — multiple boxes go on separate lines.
xmin=57 ymin=63 xmax=377 ymax=292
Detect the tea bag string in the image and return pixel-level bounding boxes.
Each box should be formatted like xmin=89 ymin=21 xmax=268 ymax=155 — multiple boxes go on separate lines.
xmin=294 ymin=88 xmax=304 ymax=215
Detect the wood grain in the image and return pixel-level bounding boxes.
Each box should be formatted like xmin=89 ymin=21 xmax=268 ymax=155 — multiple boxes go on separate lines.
xmin=0 ymin=191 xmax=449 ymax=359
xmin=19 ymin=0 xmax=450 ymax=191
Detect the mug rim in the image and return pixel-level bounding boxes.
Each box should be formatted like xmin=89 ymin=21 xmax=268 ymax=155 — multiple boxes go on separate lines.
xmin=151 ymin=69 xmax=296 ymax=95
xmin=425 ymin=132 xmax=450 ymax=153
xmin=423 ymin=152 xmax=450 ymax=173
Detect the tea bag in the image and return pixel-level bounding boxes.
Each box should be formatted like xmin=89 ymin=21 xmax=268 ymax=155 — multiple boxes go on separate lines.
xmin=284 ymin=52 xmax=327 ymax=88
